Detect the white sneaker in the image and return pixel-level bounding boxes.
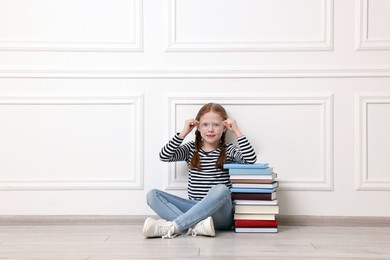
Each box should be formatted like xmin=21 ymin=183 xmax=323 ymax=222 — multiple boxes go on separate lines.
xmin=142 ymin=218 xmax=177 ymax=239
xmin=187 ymin=216 xmax=215 ymax=237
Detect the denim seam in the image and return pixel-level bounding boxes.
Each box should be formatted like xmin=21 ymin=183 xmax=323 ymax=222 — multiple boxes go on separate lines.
xmin=155 ymin=192 xmax=182 ymax=218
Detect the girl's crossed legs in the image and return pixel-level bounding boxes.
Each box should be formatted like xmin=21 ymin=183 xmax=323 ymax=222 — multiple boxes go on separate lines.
xmin=146 ymin=184 xmax=234 ymax=233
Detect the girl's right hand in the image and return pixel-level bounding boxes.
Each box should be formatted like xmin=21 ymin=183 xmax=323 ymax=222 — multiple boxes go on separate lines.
xmin=179 ymin=119 xmax=199 ymax=138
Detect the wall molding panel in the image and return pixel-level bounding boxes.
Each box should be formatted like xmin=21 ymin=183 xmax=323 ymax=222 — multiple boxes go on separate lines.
xmin=0 ymin=0 xmax=143 ymax=52
xmin=355 ymin=93 xmax=390 ymax=190
xmin=356 ymin=0 xmax=390 ymax=51
xmin=1 ymin=0 xmax=390 ymax=217
xmin=0 ymin=94 xmax=144 ymax=190
xmin=166 ymin=0 xmax=333 ymax=52
xmin=165 ymin=93 xmax=334 ymax=191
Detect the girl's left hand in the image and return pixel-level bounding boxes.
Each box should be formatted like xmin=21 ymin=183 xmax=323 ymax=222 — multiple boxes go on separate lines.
xmin=223 ymin=118 xmax=243 ymax=137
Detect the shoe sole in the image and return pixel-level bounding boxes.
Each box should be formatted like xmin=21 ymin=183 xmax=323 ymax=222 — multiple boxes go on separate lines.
xmin=206 ymin=217 xmax=216 ymax=237
xmin=142 ymin=217 xmax=154 ymax=238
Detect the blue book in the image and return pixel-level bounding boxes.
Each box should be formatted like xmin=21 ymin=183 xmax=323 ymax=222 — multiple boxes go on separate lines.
xmin=232 ymin=181 xmax=279 ymax=189
xmin=229 ymin=167 xmax=274 ymax=175
xmin=224 ymin=163 xmax=269 ymax=169
xmin=230 ymin=187 xmax=277 ymax=194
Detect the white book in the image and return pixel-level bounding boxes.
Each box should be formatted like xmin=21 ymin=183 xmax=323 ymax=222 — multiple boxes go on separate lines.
xmin=234 ymin=214 xmax=276 ymax=220
xmin=235 ymin=205 xmax=279 ymax=214
xmin=235 ymin=227 xmax=278 ymax=233
xmin=234 ymin=200 xmax=278 ymax=206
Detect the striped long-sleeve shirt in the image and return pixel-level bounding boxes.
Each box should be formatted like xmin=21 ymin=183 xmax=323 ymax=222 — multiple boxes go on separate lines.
xmin=159 ymin=134 xmax=257 ymax=200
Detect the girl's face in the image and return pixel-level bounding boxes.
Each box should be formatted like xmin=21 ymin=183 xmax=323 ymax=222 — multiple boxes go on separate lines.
xmin=198 ymin=111 xmax=226 ymax=149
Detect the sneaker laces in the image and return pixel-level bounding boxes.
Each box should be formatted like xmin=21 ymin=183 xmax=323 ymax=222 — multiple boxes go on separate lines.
xmin=162 ymin=229 xmax=178 ymax=239
xmin=186 ymin=228 xmax=198 ymax=237
xmin=161 ymin=224 xmax=177 ymax=239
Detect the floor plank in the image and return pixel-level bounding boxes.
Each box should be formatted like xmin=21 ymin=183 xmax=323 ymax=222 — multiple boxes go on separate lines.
xmin=0 ymin=224 xmax=389 ymax=259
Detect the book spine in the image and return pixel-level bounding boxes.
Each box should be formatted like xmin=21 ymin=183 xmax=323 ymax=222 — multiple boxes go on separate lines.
xmin=231 ymin=179 xmax=275 ymax=183
xmin=230 ymin=175 xmax=275 ymax=180
xmin=234 ymin=199 xmax=278 ymax=206
xmin=232 ymin=181 xmax=278 ymax=189
xmin=223 ymin=163 xmax=269 ymax=169
xmin=229 ymin=168 xmax=273 ymax=175
xmin=231 ymin=193 xmax=276 ymax=200
xmin=234 ymin=214 xmax=276 ymax=221
xmin=235 ymin=205 xmax=279 ymax=214
xmin=231 ymin=188 xmax=276 ymax=193
xmin=235 ymin=219 xmax=278 ymax=227
xmin=234 ymin=227 xmax=278 ymax=233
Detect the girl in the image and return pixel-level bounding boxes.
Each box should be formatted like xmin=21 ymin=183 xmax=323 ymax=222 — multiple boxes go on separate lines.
xmin=143 ymin=103 xmax=257 ymax=238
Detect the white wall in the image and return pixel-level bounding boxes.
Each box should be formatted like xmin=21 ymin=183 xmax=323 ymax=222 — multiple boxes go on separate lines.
xmin=0 ymin=0 xmax=390 ymax=217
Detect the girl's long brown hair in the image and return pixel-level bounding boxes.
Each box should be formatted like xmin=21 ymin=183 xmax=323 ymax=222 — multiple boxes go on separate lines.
xmin=189 ymin=103 xmax=228 ymax=170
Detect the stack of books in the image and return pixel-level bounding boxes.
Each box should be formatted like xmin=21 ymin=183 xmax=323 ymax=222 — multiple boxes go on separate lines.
xmin=224 ymin=163 xmax=279 ymax=233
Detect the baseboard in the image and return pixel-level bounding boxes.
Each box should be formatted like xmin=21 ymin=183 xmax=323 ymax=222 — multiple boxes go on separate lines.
xmin=0 ymin=215 xmax=149 ymax=226
xmin=0 ymin=215 xmax=390 ymax=227
xmin=278 ymin=215 xmax=390 ymax=227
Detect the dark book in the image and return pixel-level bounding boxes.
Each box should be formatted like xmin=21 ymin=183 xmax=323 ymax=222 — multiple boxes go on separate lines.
xmin=231 ymin=192 xmax=277 ymax=201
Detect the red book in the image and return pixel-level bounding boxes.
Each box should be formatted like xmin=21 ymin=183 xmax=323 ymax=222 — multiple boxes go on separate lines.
xmin=235 ymin=219 xmax=278 ymax=228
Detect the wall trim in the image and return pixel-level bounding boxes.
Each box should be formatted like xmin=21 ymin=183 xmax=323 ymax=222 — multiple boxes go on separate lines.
xmin=0 ymin=215 xmax=389 ymax=227
xmin=355 ymin=93 xmax=390 ymax=190
xmin=0 ymin=0 xmax=143 ymax=52
xmin=1 ymin=67 xmax=390 ymax=78
xmin=356 ymin=0 xmax=390 ymax=51
xmin=165 ymin=93 xmax=334 ymax=191
xmin=0 ymin=94 xmax=144 ymax=190
xmin=166 ymin=0 xmax=334 ymax=52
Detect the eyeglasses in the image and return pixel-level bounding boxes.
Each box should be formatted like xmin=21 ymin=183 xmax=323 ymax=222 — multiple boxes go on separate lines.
xmin=199 ymin=122 xmax=223 ymax=130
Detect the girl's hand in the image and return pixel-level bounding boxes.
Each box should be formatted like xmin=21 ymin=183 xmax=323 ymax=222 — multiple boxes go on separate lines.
xmin=179 ymin=119 xmax=199 ymax=138
xmin=223 ymin=118 xmax=243 ymax=138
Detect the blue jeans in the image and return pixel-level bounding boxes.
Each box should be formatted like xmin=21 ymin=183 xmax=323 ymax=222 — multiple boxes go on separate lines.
xmin=146 ymin=184 xmax=234 ymax=233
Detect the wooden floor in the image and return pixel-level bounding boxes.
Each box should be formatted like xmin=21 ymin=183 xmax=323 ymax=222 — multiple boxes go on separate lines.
xmin=1 ymin=220 xmax=390 ymax=259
